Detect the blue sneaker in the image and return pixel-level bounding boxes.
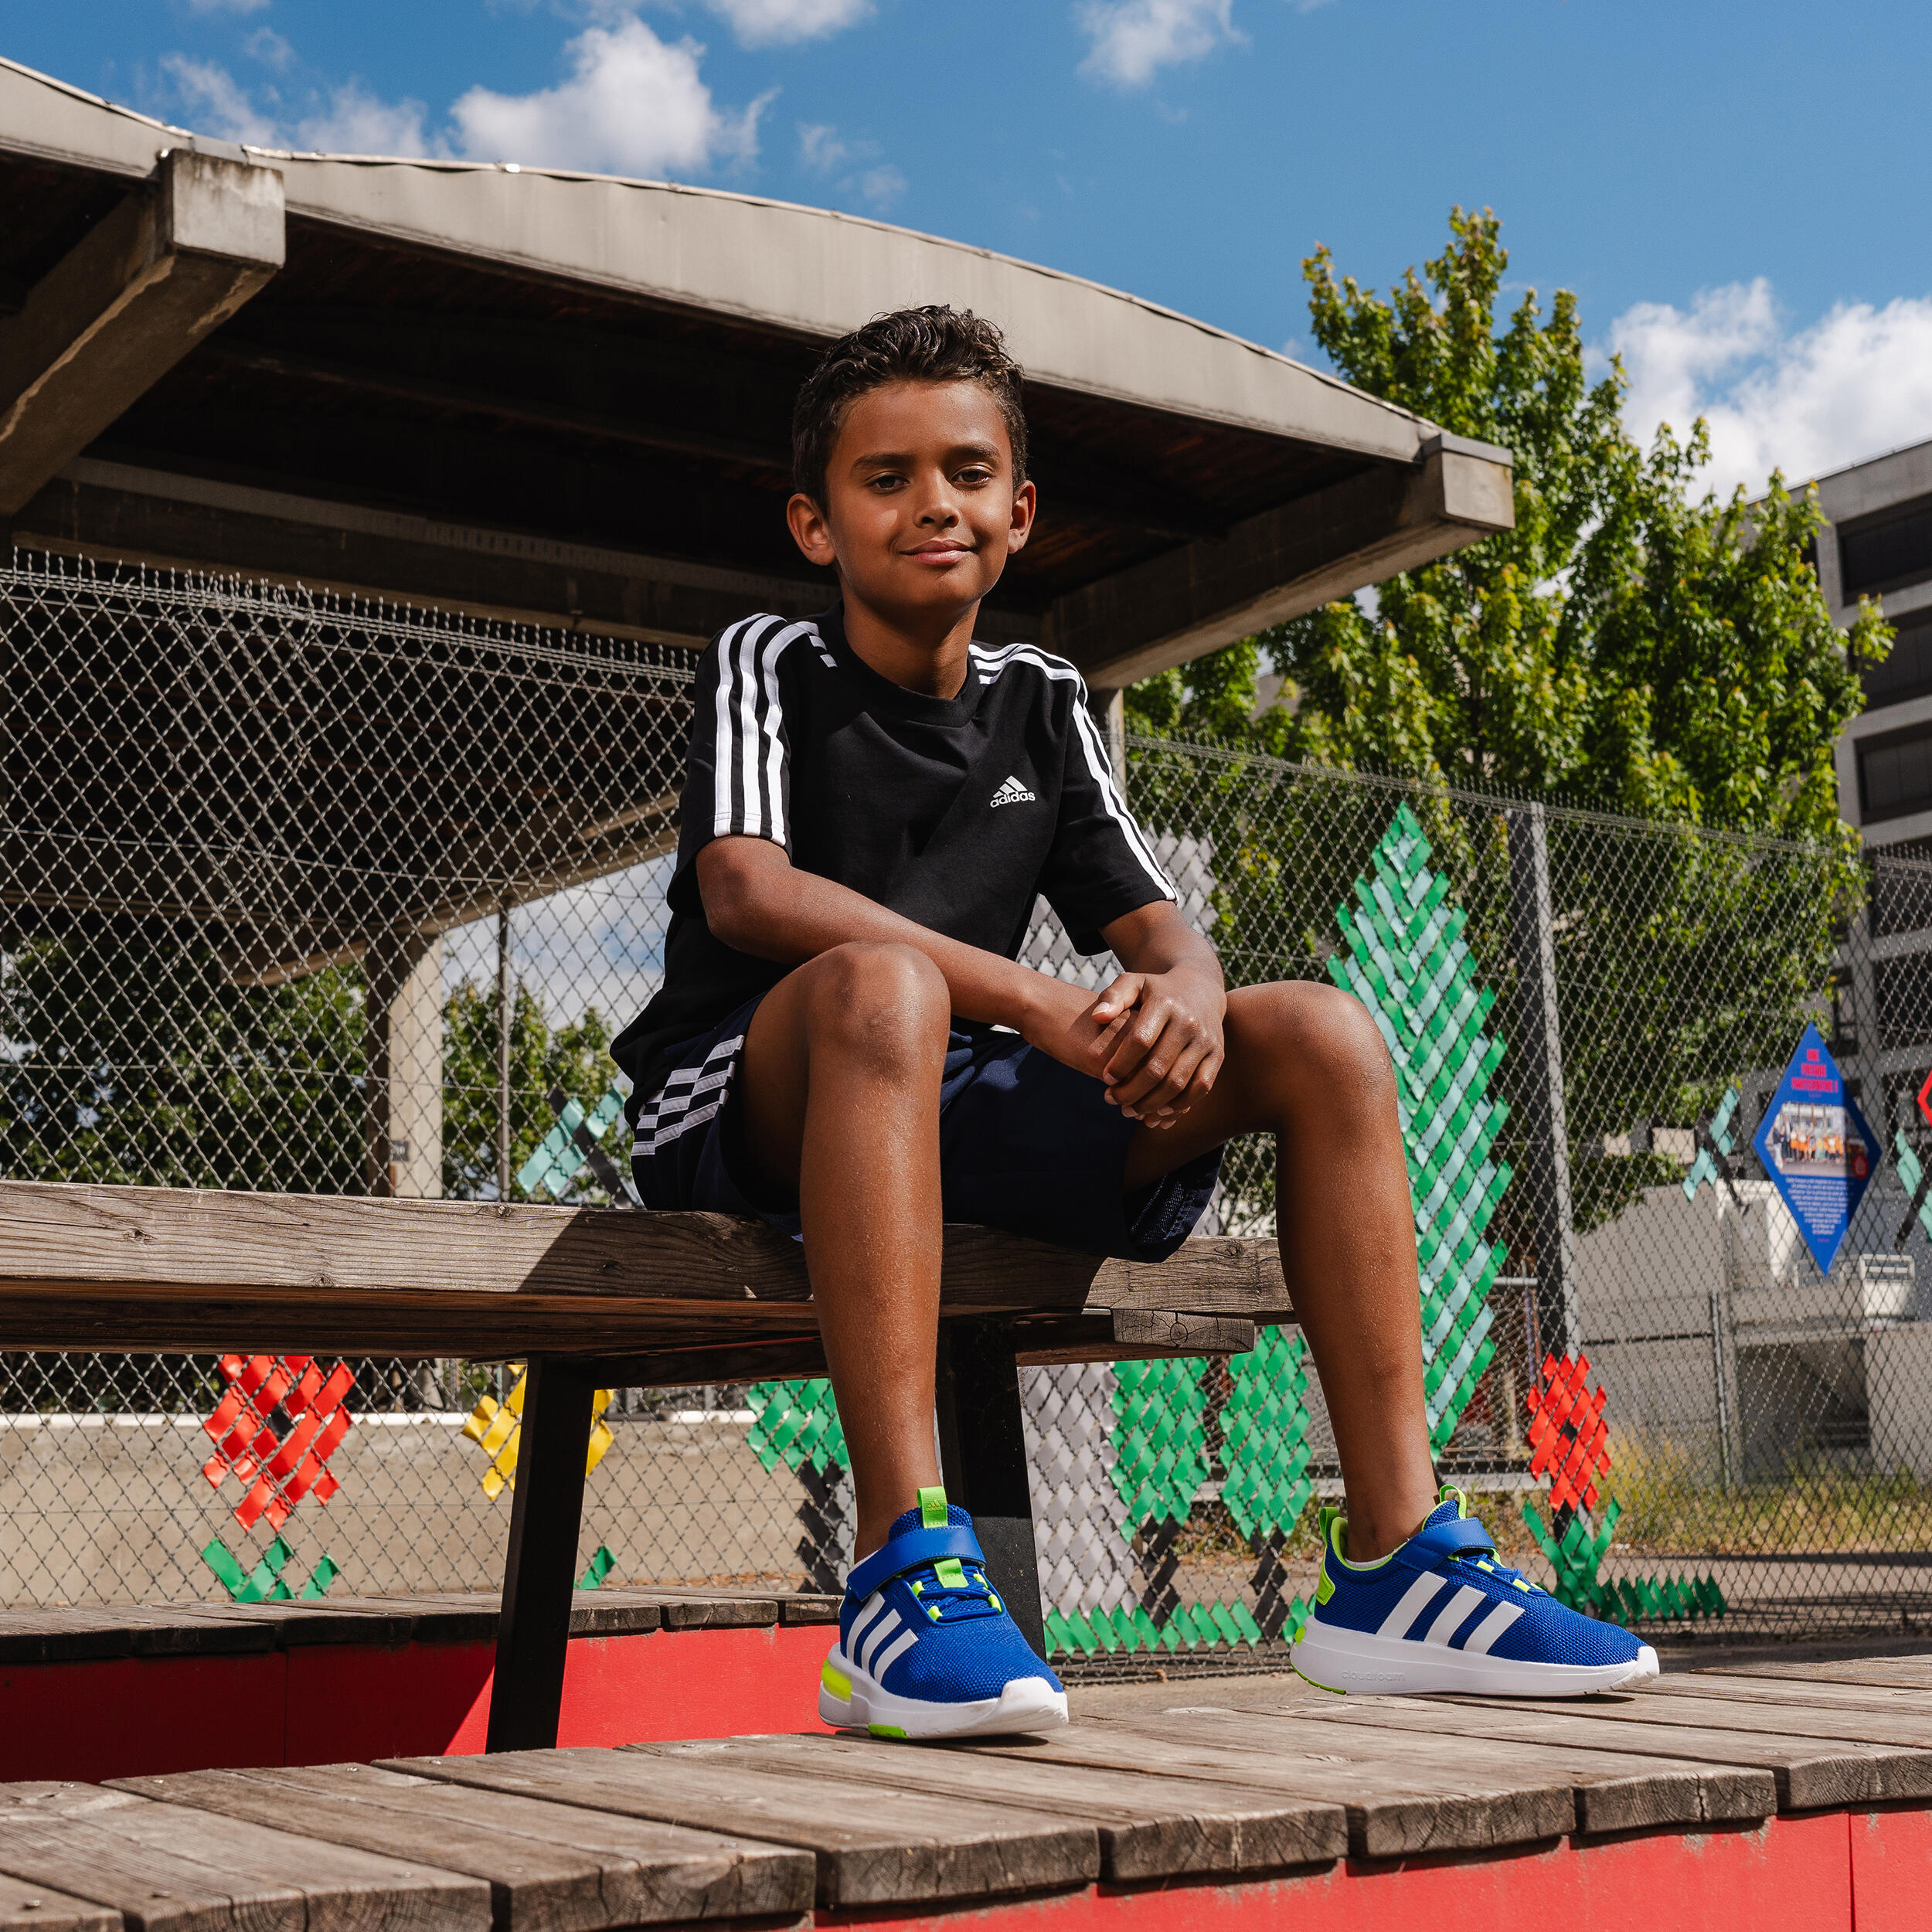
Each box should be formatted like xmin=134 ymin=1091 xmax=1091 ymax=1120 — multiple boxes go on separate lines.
xmin=820 ymin=1488 xmax=1068 ymax=1739
xmin=1291 ymin=1486 xmax=1659 ymax=1696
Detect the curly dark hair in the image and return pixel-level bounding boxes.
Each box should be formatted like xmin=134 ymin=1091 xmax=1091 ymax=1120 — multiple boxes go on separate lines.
xmin=790 ymin=304 xmax=1028 ymax=509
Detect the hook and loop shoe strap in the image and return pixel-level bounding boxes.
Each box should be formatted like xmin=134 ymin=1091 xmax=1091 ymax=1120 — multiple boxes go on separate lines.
xmin=1393 ymin=1513 xmax=1496 ymax=1572
xmin=847 ymin=1522 xmax=986 ymax=1601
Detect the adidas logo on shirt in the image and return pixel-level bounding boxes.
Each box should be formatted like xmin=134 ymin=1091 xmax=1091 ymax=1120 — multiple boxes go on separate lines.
xmin=989 ymin=774 xmax=1037 ymax=808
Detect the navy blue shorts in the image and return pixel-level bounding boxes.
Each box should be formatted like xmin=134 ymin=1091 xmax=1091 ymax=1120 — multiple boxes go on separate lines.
xmin=628 ymin=994 xmax=1223 ymax=1263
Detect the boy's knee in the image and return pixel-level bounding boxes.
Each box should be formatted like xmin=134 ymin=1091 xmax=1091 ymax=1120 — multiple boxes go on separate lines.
xmin=1247 ymin=981 xmax=1395 ymax=1106
xmin=806 ymin=942 xmax=951 ymax=1070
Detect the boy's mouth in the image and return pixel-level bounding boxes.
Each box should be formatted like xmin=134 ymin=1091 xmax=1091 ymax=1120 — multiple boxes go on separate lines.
xmin=904 ymin=539 xmax=975 ymax=563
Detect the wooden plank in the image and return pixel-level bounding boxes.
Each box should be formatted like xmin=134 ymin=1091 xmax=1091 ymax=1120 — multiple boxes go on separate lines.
xmin=619 ymin=1734 xmax=1345 ymax=1883
xmin=1060 ymin=1704 xmax=1771 ymax=1844
xmin=383 ymin=1746 xmax=1100 ymax=1910
xmin=0 ymin=1872 xmax=120 ymax=1932
xmin=1350 ymin=1697 xmax=1932 ymax=1810
xmin=0 ymin=1782 xmax=489 ymax=1932
xmin=964 ymin=1713 xmax=1576 ymax=1857
xmin=1713 ymin=1657 xmax=1932 ymax=1692
xmin=0 ymin=1185 xmax=1290 ymax=1355
xmin=1436 ymin=1686 xmax=1932 ymax=1752
xmin=1653 ymin=1672 xmax=1932 ymax=1720
xmin=108 ymin=1764 xmax=815 ymax=1932
xmin=1236 ymin=1703 xmax=1773 ymax=1833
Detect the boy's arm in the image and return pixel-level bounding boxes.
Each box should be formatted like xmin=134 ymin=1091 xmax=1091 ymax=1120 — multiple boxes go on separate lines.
xmin=698 ymin=836 xmax=1130 ymax=1076
xmin=1088 ymin=901 xmax=1228 ymax=1127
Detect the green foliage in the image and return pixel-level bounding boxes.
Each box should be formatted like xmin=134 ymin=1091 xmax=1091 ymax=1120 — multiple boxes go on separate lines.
xmin=440 ymin=979 xmax=616 ymax=1201
xmin=0 ymin=933 xmax=364 ymax=1189
xmin=1221 ymin=206 xmax=1886 ymax=838
xmin=1124 ymin=207 xmax=1885 ymax=1236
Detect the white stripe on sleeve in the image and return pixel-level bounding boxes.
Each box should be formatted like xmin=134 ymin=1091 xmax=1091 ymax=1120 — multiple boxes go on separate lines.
xmin=710 ymin=615 xmax=762 ymax=837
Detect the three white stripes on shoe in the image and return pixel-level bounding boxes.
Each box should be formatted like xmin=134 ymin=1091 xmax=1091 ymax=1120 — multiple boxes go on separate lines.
xmin=1375 ymin=1573 xmax=1525 ymax=1655
xmin=847 ymin=1590 xmax=918 ymax=1679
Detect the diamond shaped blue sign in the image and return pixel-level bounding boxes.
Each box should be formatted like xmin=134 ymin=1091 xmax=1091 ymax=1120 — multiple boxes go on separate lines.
xmin=1751 ymin=1022 xmax=1879 ymax=1275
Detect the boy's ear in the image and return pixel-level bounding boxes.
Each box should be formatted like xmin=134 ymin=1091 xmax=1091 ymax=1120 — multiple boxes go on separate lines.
xmin=787 ymin=491 xmax=838 ymax=569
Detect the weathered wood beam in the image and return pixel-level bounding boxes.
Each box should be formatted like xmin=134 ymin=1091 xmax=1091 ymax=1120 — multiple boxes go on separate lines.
xmin=0 ymin=1182 xmax=1292 ymax=1356
xmin=1040 ymin=435 xmax=1514 ymax=689
xmin=0 ymin=151 xmax=284 ymax=518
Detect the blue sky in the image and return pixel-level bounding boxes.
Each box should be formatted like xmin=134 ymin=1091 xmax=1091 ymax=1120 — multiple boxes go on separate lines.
xmin=6 ymin=1 xmax=1932 ymax=495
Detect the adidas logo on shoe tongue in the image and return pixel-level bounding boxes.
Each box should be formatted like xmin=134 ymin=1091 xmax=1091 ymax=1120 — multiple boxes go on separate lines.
xmin=989 ymin=774 xmax=1036 ymax=808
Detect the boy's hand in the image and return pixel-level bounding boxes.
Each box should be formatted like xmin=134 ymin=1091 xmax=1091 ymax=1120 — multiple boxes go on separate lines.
xmin=1018 ymin=974 xmax=1135 ymax=1077
xmin=1089 ymin=967 xmax=1226 ymax=1127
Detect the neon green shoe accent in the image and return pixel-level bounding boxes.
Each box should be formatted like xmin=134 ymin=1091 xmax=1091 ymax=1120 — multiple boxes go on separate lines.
xmin=868 ymin=1723 xmax=908 ymax=1739
xmin=1314 ymin=1565 xmax=1335 ymax=1605
xmin=935 ymin=1557 xmax=968 ymax=1587
xmin=821 ymin=1662 xmax=852 ymax=1700
xmin=1326 ymin=1506 xmax=1400 ymax=1573
xmin=918 ymin=1486 xmax=948 ymax=1529
xmin=1439 ymin=1482 xmax=1470 ymax=1516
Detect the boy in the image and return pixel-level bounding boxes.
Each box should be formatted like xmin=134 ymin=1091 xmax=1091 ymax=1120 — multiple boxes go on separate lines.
xmin=613 ymin=306 xmax=1655 ymax=1739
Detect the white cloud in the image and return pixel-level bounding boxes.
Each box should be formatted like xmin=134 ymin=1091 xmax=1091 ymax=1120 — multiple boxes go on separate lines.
xmin=297 ymin=80 xmax=435 ymax=157
xmin=797 ymin=121 xmax=848 ymax=172
xmin=1607 ymin=279 xmax=1932 ymax=498
xmin=451 ymin=15 xmax=767 ymax=175
xmin=855 ymin=164 xmax=905 ymax=209
xmin=243 ymin=27 xmax=296 ymax=71
xmin=185 ymin=0 xmax=271 ymax=14
xmin=156 ymin=55 xmax=279 ymax=145
xmin=795 ymin=122 xmax=903 ymax=210
xmin=1076 ymin=0 xmax=1240 ymax=88
xmin=702 ymin=0 xmax=872 ymax=47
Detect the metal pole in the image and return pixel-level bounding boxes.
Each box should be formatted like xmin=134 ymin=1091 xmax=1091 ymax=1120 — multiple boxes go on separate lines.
xmin=496 ymin=901 xmax=512 ymax=1202
xmin=1507 ymin=804 xmax=1581 ymax=1361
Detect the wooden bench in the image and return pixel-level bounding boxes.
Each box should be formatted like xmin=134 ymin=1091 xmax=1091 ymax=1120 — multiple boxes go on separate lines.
xmin=0 ymin=1179 xmax=1292 ymax=1751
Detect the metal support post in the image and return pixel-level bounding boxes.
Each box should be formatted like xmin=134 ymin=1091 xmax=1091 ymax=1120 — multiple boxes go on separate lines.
xmin=1089 ymin=687 xmax=1128 ymax=790
xmin=487 ymin=1355 xmax=596 ymax=1752
xmin=1507 ymin=804 xmax=1580 ymax=1362
xmin=496 ymin=902 xmax=513 ymax=1201
xmin=934 ymin=1318 xmax=1047 ymax=1658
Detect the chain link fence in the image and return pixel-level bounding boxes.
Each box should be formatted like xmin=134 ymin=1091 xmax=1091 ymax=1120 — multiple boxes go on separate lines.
xmin=4 ymin=550 xmax=1931 ymax=1651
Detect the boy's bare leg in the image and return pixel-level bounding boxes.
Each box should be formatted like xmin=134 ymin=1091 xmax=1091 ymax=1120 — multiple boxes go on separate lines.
xmin=1121 ymin=981 xmax=1440 ymax=1562
xmin=735 ymin=940 xmax=951 ymax=1559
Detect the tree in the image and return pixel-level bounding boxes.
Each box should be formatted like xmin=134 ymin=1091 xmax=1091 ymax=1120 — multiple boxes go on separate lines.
xmin=440 ymin=980 xmax=617 ymax=1202
xmin=0 ymin=934 xmax=365 ymax=1192
xmin=1133 ymin=206 xmax=1888 ymax=830
xmin=1124 ymin=208 xmax=1893 ymax=1237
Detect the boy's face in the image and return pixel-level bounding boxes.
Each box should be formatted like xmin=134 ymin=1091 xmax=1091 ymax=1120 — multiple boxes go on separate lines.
xmin=786 ymin=378 xmax=1035 ymax=627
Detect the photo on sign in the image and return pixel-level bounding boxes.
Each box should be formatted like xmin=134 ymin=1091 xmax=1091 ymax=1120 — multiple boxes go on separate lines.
xmin=1761 ymin=1102 xmax=1872 ymax=1183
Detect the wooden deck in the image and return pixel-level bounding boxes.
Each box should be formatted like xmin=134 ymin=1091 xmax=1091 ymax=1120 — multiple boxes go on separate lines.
xmin=4 ymin=1656 xmax=1930 ymax=1930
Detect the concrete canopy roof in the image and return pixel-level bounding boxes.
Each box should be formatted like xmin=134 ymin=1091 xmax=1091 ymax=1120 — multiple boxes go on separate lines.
xmin=0 ymin=54 xmax=1512 ymax=689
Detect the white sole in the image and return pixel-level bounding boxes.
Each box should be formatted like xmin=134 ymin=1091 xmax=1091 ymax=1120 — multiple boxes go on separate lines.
xmin=1291 ymin=1614 xmax=1661 ymax=1697
xmin=819 ymin=1645 xmax=1069 ymax=1740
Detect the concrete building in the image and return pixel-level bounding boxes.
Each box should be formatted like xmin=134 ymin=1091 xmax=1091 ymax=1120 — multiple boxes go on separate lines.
xmin=1815 ymin=438 xmax=1932 ymax=849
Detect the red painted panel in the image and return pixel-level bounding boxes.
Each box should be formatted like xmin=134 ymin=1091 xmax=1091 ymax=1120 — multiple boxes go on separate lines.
xmin=819 ymin=1811 xmax=1859 ymax=1932
xmin=0 ymin=1654 xmax=287 ymax=1783
xmin=1849 ymin=1804 xmax=1932 ymax=1932
xmin=281 ymin=1622 xmax=834 ymax=1766
xmin=285 ymin=1640 xmax=495 ymax=1764
xmin=556 ymin=1624 xmax=831 ymax=1747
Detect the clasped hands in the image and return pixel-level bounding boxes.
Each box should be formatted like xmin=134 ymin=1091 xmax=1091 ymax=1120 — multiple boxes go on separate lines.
xmin=1022 ymin=966 xmax=1227 ymax=1128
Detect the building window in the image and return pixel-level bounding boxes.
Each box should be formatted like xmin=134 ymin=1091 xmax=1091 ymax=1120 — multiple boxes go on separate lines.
xmin=1862 ymin=608 xmax=1932 ymax=709
xmin=1839 ymin=492 xmax=1932 ymax=600
xmin=1859 ymin=719 xmax=1932 ymax=822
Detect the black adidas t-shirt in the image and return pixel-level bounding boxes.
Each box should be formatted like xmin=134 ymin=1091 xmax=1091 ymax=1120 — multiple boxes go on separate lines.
xmin=611 ymin=604 xmax=1175 ymax=1104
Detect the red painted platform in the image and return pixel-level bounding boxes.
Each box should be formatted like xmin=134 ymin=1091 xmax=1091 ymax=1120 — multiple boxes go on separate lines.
xmin=0 ymin=1586 xmax=835 ymax=1781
